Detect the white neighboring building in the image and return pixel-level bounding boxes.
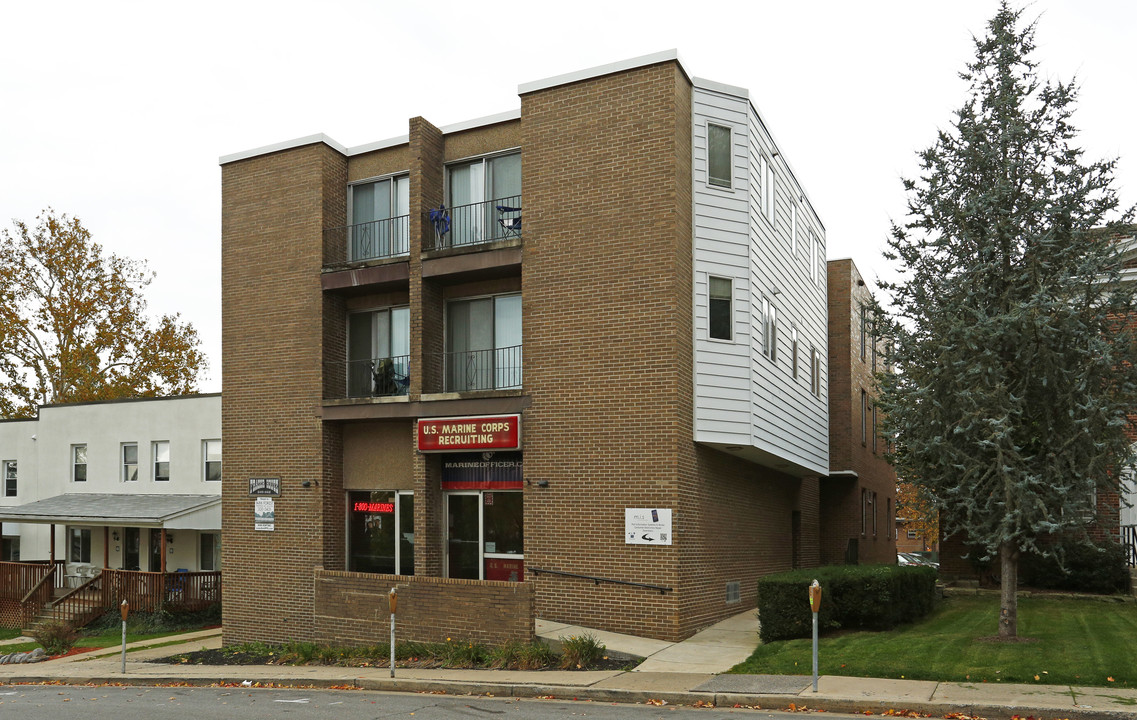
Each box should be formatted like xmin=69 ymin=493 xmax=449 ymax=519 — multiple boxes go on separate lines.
xmin=0 ymin=394 xmax=221 ymax=576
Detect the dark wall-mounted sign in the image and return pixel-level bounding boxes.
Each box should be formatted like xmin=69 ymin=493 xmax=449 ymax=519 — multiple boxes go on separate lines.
xmin=441 ymin=452 xmax=523 ymax=490
xmin=248 ymin=477 xmax=281 ymax=496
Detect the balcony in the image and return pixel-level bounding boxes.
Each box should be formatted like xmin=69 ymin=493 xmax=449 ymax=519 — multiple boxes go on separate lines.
xmin=326 ymin=216 xmax=410 ymax=263
xmin=331 ymin=355 xmax=410 ymax=399
xmin=426 ymin=196 xmax=521 ymax=252
xmin=439 ymin=345 xmax=522 ymax=392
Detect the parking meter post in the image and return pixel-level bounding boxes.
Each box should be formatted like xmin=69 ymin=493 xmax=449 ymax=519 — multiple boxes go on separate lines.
xmin=389 ymin=588 xmax=397 ymax=678
xmin=809 ymin=580 xmax=822 ymax=693
xmin=120 ymin=599 xmax=129 ymax=674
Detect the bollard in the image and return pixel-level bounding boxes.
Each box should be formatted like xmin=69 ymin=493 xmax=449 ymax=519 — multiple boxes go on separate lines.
xmin=808 ymin=580 xmax=822 ymax=693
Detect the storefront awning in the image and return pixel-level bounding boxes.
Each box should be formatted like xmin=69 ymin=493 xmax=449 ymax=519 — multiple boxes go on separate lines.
xmin=0 ymin=493 xmax=221 ymax=530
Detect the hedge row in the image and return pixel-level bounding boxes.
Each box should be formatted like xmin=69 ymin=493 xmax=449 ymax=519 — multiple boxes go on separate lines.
xmin=757 ymin=565 xmax=938 ymax=642
xmin=1019 ymin=541 xmax=1132 ymax=594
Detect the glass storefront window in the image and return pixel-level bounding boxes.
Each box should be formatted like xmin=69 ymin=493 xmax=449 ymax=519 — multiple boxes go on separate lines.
xmin=347 ymin=491 xmax=414 ymax=575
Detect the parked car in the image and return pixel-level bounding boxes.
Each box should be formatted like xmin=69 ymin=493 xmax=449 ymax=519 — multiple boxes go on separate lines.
xmin=898 ymin=552 xmax=939 ymax=569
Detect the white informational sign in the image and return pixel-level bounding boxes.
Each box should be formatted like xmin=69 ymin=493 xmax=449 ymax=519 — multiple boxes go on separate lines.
xmin=254 ymin=496 xmax=275 ymax=531
xmin=625 ymin=508 xmax=672 ymax=545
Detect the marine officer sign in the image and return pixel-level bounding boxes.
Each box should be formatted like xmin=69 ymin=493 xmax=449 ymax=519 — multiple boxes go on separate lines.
xmin=625 ymin=508 xmax=672 ymax=545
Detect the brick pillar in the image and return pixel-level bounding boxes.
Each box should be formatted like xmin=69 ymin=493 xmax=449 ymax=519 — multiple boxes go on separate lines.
xmin=408 ymin=116 xmax=445 ymax=577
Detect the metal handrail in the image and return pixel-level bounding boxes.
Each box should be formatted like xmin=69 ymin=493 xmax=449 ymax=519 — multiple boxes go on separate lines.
xmin=332 ymin=355 xmax=411 ymax=399
xmin=527 ymin=566 xmax=673 ymax=595
xmin=437 ymin=345 xmax=522 ymax=392
xmin=325 ymin=215 xmax=411 ymax=262
xmin=1123 ymin=524 xmax=1137 ymax=568
xmin=425 ymin=195 xmax=521 ymax=251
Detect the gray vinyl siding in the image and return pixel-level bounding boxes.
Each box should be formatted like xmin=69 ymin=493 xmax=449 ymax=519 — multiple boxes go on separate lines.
xmin=692 ymin=83 xmax=828 ymax=476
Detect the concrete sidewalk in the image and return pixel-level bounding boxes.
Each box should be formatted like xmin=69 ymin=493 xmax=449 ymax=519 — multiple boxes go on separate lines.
xmin=1 ymin=621 xmax=1135 ymax=720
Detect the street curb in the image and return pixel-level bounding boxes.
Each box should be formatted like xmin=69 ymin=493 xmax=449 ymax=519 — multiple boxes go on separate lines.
xmin=2 ymin=674 xmax=1135 ymax=720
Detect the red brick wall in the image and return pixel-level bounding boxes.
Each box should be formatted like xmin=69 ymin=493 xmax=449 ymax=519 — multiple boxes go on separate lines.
xmin=821 ymin=260 xmax=897 ymax=566
xmin=314 ymin=569 xmax=534 ymax=645
xmin=221 ymin=142 xmax=347 ymax=644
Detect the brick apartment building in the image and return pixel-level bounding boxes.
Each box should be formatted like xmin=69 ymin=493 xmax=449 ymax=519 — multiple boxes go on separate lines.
xmin=219 ymin=51 xmax=831 ymax=645
xmin=821 ymin=260 xmax=897 ymax=566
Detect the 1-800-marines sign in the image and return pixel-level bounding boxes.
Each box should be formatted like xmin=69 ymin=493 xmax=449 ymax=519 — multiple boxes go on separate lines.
xmin=416 ymin=414 xmax=521 ymax=452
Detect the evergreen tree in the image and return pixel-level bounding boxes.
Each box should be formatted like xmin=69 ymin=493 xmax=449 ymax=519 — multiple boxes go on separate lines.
xmin=879 ymin=3 xmax=1136 ymax=638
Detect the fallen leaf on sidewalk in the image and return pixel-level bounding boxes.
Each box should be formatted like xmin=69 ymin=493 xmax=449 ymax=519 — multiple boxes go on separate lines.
xmin=645 ymin=698 xmax=668 ymax=706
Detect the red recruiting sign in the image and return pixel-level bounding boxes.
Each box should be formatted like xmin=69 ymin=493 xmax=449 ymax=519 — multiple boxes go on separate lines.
xmin=417 ymin=414 xmax=521 ymax=452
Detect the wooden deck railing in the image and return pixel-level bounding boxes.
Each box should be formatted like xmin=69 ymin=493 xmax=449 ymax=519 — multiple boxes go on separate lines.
xmin=0 ymin=560 xmax=65 ymax=598
xmin=96 ymin=569 xmax=221 ymax=614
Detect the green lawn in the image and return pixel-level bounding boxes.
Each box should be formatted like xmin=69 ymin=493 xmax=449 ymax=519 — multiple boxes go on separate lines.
xmin=0 ymin=628 xmax=22 ymax=641
xmin=732 ymin=594 xmax=1137 ymax=688
xmin=1 ymin=629 xmax=195 ymax=656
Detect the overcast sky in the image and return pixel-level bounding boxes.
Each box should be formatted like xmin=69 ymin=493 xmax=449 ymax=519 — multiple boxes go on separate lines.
xmin=2 ymin=1 xmax=1133 ymax=393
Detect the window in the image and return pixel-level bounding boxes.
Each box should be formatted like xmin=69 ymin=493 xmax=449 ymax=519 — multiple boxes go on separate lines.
xmin=447 ymin=152 xmax=521 ymax=246
xmin=872 ymin=491 xmax=878 ymax=536
xmin=349 ymin=175 xmax=410 ymax=260
xmin=446 ymin=294 xmax=522 ymax=391
xmin=761 ymin=297 xmax=777 ymax=361
xmin=348 ymin=307 xmax=410 ymax=397
xmin=122 ymin=444 xmax=138 ymax=482
xmin=907 ymin=529 xmax=918 ymax=540
xmin=768 ymin=303 xmax=778 ymax=362
xmin=810 ymin=347 xmax=821 ymax=397
xmin=861 ymin=390 xmax=868 ymax=445
xmin=809 ymin=229 xmax=818 ymax=283
xmin=886 ymin=498 xmax=892 ymax=539
xmin=860 ymin=304 xmax=868 ymax=360
xmin=1 ymin=535 xmax=18 ymax=562
xmin=791 ymin=201 xmax=798 ymax=256
xmin=813 ymin=232 xmax=823 ymax=287
xmin=762 ymin=155 xmax=775 ymax=221
xmin=791 ymin=325 xmax=799 ymax=379
xmin=707 ymin=123 xmax=732 ymax=188
xmin=203 ymin=440 xmax=222 ymax=482
xmin=708 ymin=277 xmax=732 ymax=340
xmin=72 ymin=445 xmax=87 ymax=482
xmin=873 ymin=402 xmax=882 ymax=452
xmin=200 ymin=533 xmax=222 ymax=572
xmin=69 ymin=527 xmax=91 ymax=563
xmin=2 ymin=460 xmax=14 ymax=497
xmin=152 ymin=441 xmax=170 ymax=482
xmin=861 ymin=489 xmax=868 ymax=536
xmin=347 ymin=491 xmax=414 ymax=575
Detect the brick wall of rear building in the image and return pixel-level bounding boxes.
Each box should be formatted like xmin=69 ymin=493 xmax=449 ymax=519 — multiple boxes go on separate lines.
xmin=821 ymin=259 xmax=897 ymax=566
xmin=314 ymin=570 xmax=534 ymax=645
xmin=221 ymin=142 xmax=347 ymax=645
xmin=520 ymin=61 xmax=691 ymax=641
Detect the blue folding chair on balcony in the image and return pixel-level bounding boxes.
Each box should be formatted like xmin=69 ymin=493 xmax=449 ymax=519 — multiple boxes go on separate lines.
xmin=429 ymin=204 xmax=451 ymax=248
xmin=496 ymin=204 xmax=521 ymax=239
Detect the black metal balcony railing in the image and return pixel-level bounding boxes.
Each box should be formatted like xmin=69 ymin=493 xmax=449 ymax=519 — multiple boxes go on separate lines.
xmin=325 ymin=216 xmax=410 ymax=263
xmin=441 ymin=345 xmax=522 ymax=392
xmin=342 ymin=355 xmax=410 ymax=398
xmin=426 ymin=195 xmax=521 ymax=251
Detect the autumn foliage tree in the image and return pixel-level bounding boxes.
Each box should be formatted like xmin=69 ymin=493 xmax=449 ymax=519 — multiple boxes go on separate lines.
xmin=0 ymin=209 xmax=205 ymax=417
xmin=895 ymin=481 xmax=939 ymax=551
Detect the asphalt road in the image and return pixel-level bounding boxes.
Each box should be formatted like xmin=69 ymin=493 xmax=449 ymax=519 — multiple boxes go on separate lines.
xmin=0 ymin=685 xmax=868 ymax=719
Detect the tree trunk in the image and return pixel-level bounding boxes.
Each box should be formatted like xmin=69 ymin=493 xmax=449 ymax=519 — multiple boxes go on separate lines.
xmin=998 ymin=541 xmax=1018 ymax=638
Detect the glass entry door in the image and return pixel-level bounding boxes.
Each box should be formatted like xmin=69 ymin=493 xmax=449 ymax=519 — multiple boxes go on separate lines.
xmin=447 ymin=493 xmax=481 ymax=579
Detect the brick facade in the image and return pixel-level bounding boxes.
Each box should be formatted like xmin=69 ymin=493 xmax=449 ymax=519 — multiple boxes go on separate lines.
xmin=821 ymin=260 xmax=897 ymax=566
xmin=221 ymin=55 xmax=836 ymax=646
xmin=313 ymin=570 xmax=533 ymax=646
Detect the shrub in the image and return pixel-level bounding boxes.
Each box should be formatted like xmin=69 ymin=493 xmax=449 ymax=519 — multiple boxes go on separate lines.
xmin=436 ymin=638 xmax=487 ymax=667
xmin=31 ymin=620 xmax=79 ymax=656
xmin=1019 ymin=540 xmax=1131 ymax=594
xmin=757 ymin=565 xmax=938 ymax=642
xmin=559 ymin=633 xmax=605 ymax=669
